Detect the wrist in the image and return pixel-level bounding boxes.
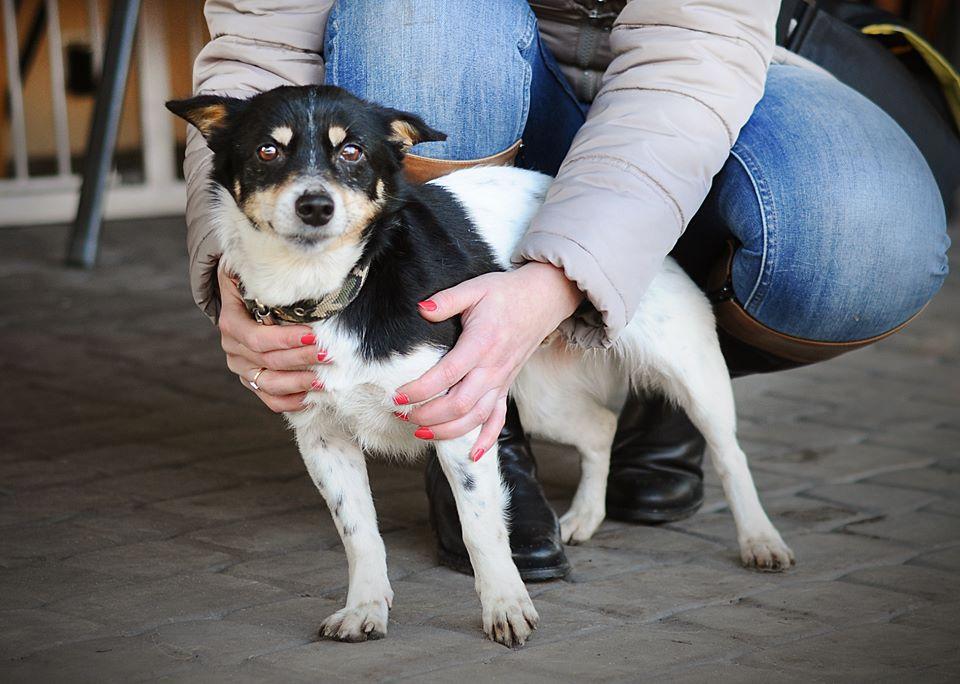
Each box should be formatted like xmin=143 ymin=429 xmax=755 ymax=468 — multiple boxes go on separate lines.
xmin=516 ymin=261 xmax=584 ymax=319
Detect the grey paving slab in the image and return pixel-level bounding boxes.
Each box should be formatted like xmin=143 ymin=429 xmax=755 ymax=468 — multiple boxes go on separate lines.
xmin=0 ymin=563 xmax=131 ymax=611
xmin=801 ymin=481 xmax=941 ymax=515
xmin=749 ymin=442 xmax=935 ymax=484
xmin=224 ymin=596 xmax=343 ymax=640
xmin=911 ymin=545 xmax=960 ymax=571
xmin=840 ymin=564 xmax=960 ymax=602
xmin=892 ymin=602 xmax=960 ymax=636
xmin=1 ymin=217 xmax=957 ymax=680
xmin=842 ymin=510 xmax=960 ymax=547
xmin=186 ymin=508 xmax=341 ymax=554
xmin=63 ymin=540 xmax=235 ymax=581
xmin=867 ymin=466 xmax=960 ymax=495
xmin=925 ymin=497 xmax=960 ymax=517
xmin=49 ymin=573 xmax=290 ymax=635
xmin=0 ymin=608 xmax=108 ymax=659
xmin=253 ymin=623 xmax=505 ymax=680
xmin=735 ymin=622 xmax=960 ymax=679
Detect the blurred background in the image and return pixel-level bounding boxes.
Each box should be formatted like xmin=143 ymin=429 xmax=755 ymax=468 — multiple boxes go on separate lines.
xmin=0 ymin=0 xmax=957 ymax=229
xmin=0 ymin=0 xmax=202 ymax=227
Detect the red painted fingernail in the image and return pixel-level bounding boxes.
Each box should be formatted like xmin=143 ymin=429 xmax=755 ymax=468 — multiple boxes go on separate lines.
xmin=414 ymin=426 xmax=434 ymax=440
xmin=317 ymin=351 xmax=328 ymax=362
xmin=393 ymin=411 xmax=409 ymax=421
xmin=472 ymin=448 xmax=485 ymax=462
xmin=417 ymin=299 xmax=437 ymax=312
xmin=311 ymin=380 xmax=324 ymax=391
xmin=301 ymin=333 xmax=316 ymax=345
xmin=394 ymin=392 xmax=409 ymax=405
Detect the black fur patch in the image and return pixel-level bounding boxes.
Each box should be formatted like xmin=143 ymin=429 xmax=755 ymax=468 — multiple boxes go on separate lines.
xmin=340 ymin=182 xmax=501 ymax=359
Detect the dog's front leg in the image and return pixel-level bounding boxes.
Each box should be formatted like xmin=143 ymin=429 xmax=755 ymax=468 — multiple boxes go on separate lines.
xmin=296 ymin=426 xmax=393 ymax=642
xmin=435 ymin=435 xmax=539 ymax=647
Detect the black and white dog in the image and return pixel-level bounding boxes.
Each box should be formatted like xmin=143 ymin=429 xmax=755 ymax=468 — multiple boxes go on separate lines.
xmin=168 ymin=86 xmax=794 ymax=648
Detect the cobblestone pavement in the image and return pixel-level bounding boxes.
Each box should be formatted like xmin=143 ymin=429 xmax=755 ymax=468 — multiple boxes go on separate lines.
xmin=0 ymin=217 xmax=958 ymax=683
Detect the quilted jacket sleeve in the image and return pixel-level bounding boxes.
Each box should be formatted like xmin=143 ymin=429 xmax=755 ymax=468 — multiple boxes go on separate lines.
xmin=516 ymin=0 xmax=780 ymax=347
xmin=184 ymin=0 xmax=332 ymax=320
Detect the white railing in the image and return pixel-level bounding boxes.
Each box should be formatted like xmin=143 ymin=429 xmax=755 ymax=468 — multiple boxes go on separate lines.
xmin=0 ymin=0 xmax=189 ymax=226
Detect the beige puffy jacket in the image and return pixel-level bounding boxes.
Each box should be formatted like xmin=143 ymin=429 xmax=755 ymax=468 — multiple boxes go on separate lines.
xmin=185 ymin=1 xmax=795 ymax=347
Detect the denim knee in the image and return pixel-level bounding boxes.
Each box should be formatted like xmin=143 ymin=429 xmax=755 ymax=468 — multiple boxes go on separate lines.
xmin=715 ymin=65 xmax=950 ymax=343
xmin=324 ymin=0 xmax=536 ymax=160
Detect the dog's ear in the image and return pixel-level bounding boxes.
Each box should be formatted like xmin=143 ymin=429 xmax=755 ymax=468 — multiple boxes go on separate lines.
xmin=382 ymin=108 xmax=446 ymax=152
xmin=166 ymin=95 xmax=247 ymax=139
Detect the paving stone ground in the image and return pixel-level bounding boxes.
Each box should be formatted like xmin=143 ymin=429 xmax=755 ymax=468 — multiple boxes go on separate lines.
xmin=0 ymin=216 xmax=957 ymax=683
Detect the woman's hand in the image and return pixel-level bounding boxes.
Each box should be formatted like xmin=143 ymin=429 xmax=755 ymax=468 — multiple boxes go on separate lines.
xmin=395 ymin=262 xmax=583 ymax=460
xmin=217 ymin=267 xmax=326 ymax=413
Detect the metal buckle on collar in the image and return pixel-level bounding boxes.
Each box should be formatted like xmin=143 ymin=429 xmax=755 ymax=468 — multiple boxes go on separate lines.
xmin=252 ymin=302 xmax=274 ymax=325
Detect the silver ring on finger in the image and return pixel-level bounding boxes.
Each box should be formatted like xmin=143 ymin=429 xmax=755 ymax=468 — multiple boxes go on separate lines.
xmin=249 ymin=367 xmax=267 ymax=391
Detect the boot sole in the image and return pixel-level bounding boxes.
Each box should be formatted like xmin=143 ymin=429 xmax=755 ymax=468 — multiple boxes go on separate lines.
xmin=437 ymin=547 xmax=570 ymax=583
xmin=605 ymin=499 xmax=703 ymax=524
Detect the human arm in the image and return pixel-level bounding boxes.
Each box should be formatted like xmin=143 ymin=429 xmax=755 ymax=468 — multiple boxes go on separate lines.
xmin=183 ymin=1 xmax=333 ymax=409
xmin=400 ymin=0 xmax=779 ymax=451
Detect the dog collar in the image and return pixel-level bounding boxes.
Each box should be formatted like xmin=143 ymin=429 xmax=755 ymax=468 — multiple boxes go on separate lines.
xmin=241 ymin=263 xmax=369 ymax=325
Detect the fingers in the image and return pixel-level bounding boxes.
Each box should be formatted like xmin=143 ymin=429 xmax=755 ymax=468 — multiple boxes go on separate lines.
xmin=232 ymin=361 xmax=319 ymax=413
xmin=410 ymin=387 xmax=500 ymax=443
xmin=239 ymin=367 xmax=320 ymax=396
xmin=405 ymin=367 xmax=501 ymax=427
xmin=220 ymin=308 xmax=316 ymax=355
xmin=243 ymin=383 xmax=309 ymax=413
xmin=472 ymin=397 xmax=507 ymax=461
xmin=223 ymin=336 xmax=328 ymax=371
xmin=396 ymin=329 xmax=492 ymax=404
xmin=217 ymin=268 xmax=315 ymax=355
xmin=416 ymin=279 xmax=486 ymax=323
xmin=216 ymin=269 xmax=326 ymax=415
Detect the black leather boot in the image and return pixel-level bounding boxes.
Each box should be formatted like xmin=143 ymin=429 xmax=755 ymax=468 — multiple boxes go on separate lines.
xmin=606 ymin=393 xmax=706 ymax=523
xmin=426 ymin=401 xmax=570 ymax=582
xmin=606 ymin=330 xmax=805 ymax=524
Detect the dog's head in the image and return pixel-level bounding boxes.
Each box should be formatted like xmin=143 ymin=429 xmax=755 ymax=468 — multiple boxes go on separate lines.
xmin=167 ymin=86 xmax=445 ymax=251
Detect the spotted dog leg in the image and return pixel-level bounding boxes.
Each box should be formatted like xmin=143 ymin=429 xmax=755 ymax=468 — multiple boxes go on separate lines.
xmin=435 ymin=433 xmax=539 ymax=647
xmin=296 ymin=426 xmax=393 ymax=641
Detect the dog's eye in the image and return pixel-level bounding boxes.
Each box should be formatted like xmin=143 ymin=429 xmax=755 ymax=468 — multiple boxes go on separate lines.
xmin=257 ymin=144 xmax=279 ymax=162
xmin=339 ymin=144 xmax=363 ymax=163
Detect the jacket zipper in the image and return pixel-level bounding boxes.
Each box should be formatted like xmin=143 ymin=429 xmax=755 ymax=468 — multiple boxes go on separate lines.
xmin=528 ymin=2 xmax=619 ymax=27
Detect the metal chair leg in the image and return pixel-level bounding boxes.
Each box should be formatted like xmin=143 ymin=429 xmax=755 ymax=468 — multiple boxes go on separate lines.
xmin=66 ymin=0 xmax=141 ymax=268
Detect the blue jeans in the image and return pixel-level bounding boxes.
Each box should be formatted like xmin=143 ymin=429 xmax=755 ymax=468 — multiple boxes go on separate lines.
xmin=325 ymin=0 xmax=949 ymax=345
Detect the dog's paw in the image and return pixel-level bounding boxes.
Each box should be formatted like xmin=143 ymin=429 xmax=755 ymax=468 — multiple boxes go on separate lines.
xmin=318 ymin=599 xmax=389 ymax=643
xmin=739 ymin=534 xmax=795 ymax=572
xmin=560 ymin=506 xmax=604 ymax=545
xmin=482 ymin=593 xmax=539 ymax=648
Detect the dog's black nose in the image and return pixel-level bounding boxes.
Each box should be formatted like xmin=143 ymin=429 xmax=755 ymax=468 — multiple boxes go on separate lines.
xmin=295 ymin=193 xmax=335 ymax=226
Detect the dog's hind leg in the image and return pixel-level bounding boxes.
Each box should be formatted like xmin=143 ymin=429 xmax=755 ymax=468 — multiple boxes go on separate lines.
xmin=644 ymin=339 xmax=795 ymax=572
xmin=435 ymin=433 xmax=539 ymax=648
xmin=516 ymin=386 xmax=618 ymax=544
xmin=514 ymin=343 xmax=620 ymax=544
xmin=555 ymin=403 xmax=618 ymax=545
xmin=295 ymin=425 xmax=393 ymax=641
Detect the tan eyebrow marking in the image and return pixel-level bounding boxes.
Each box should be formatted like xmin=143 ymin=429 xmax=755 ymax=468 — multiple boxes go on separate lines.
xmin=328 ymin=125 xmax=347 ymax=147
xmin=270 ymin=126 xmax=293 ymax=146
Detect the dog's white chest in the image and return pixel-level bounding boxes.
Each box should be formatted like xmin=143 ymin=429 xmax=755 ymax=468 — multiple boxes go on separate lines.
xmin=289 ymin=322 xmax=444 ymax=459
